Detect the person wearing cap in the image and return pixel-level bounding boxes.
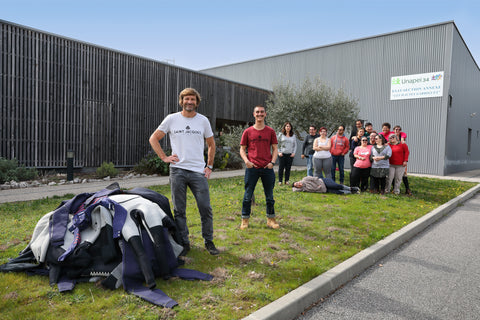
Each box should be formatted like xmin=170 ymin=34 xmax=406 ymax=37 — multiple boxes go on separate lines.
xmin=149 ymin=88 xmax=219 ymax=256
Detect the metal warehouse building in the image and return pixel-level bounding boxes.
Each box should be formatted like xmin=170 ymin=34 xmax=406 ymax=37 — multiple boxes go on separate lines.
xmin=202 ymin=21 xmax=480 ymax=176
xmin=0 ymin=19 xmax=269 ymax=169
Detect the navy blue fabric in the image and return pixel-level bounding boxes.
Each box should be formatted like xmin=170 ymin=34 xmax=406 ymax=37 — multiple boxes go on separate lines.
xmin=2 ymin=184 xmax=212 ymax=308
xmin=172 ymin=268 xmax=213 ymax=281
xmin=58 ymin=197 xmax=127 ymax=262
xmin=126 ymin=284 xmax=178 ymax=308
xmin=50 ymin=193 xmax=92 ymax=246
xmin=50 ymin=183 xmax=123 ymax=247
xmin=122 ymin=230 xmax=212 ymax=307
xmin=57 ymin=276 xmax=76 ymax=292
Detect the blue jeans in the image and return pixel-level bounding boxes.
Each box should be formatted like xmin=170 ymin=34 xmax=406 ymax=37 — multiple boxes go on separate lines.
xmin=242 ymin=167 xmax=275 ymax=219
xmin=322 ymin=178 xmax=349 ymax=194
xmin=306 ymin=154 xmax=314 ymax=176
xmin=331 ymin=155 xmax=345 ymax=184
xmin=170 ymin=167 xmax=213 ymax=245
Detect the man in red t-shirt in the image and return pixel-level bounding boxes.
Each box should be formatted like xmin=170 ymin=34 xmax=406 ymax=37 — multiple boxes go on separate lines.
xmin=239 ymin=105 xmax=279 ymax=230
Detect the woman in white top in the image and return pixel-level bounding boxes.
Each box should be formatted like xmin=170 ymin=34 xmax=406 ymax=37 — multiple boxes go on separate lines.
xmin=312 ymin=127 xmax=332 ymax=179
xmin=277 ymin=122 xmax=297 ymax=185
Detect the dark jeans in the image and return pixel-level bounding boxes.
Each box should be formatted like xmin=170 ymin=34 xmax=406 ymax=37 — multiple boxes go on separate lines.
xmin=170 ymin=167 xmax=213 ymax=245
xmin=350 ymin=166 xmax=371 ymax=191
xmin=306 ymin=154 xmax=314 ymax=176
xmin=371 ymin=176 xmax=386 ymax=193
xmin=278 ymin=153 xmax=294 ymax=183
xmin=242 ymin=167 xmax=275 ymax=219
xmin=322 ymin=178 xmax=349 ymax=194
xmin=331 ymin=155 xmax=345 ymax=184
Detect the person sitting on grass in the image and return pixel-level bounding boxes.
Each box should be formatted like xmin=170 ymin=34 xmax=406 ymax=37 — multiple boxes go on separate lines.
xmin=292 ymin=176 xmax=360 ymax=194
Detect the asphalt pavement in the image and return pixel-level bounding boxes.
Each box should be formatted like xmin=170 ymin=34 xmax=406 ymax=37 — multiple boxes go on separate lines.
xmin=296 ymin=192 xmax=480 ymax=319
xmin=244 ymin=169 xmax=480 ymax=320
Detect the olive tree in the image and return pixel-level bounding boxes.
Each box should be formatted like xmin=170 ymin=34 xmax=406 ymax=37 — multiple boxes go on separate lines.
xmin=265 ymin=78 xmax=359 ymax=138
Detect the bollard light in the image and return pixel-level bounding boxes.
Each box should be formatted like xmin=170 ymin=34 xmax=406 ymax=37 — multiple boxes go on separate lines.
xmin=67 ymin=149 xmax=74 ymax=181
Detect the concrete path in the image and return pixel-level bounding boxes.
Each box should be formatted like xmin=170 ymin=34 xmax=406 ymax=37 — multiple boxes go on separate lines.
xmin=0 ymin=168 xmax=248 ymax=204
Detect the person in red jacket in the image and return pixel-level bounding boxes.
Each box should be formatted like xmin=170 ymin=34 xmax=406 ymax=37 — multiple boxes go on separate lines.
xmin=330 ymin=125 xmax=350 ymax=184
xmin=385 ymin=134 xmax=409 ymax=194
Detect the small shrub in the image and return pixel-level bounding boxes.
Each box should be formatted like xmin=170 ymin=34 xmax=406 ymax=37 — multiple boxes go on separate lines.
xmin=134 ymin=151 xmax=170 ymax=176
xmin=225 ymin=152 xmax=244 ymax=169
xmin=213 ymin=148 xmax=229 ymax=170
xmin=0 ymin=157 xmax=38 ymax=183
xmin=96 ymin=162 xmax=118 ymax=178
xmin=209 ymin=147 xmax=243 ymax=170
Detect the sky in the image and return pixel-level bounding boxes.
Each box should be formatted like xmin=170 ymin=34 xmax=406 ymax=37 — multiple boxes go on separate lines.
xmin=1 ymin=0 xmax=479 ymax=71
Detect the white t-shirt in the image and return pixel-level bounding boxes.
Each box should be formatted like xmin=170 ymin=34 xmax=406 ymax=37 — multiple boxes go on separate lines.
xmin=313 ymin=137 xmax=331 ymax=159
xmin=157 ymin=112 xmax=214 ymax=174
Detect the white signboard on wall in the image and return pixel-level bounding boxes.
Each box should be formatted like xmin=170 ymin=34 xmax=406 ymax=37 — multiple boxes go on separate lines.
xmin=390 ymin=71 xmax=444 ymax=100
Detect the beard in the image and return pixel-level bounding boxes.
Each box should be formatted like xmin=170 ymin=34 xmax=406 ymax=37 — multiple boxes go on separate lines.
xmin=183 ymin=104 xmax=197 ymax=112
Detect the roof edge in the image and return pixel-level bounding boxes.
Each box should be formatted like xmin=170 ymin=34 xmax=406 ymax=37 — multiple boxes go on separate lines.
xmin=201 ymin=21 xmax=459 ymax=71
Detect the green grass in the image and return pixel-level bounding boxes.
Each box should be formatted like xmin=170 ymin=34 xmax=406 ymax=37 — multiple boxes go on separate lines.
xmin=0 ymin=171 xmax=476 ymax=320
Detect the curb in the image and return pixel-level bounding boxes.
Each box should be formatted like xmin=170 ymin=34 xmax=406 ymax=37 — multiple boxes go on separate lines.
xmin=243 ymin=183 xmax=480 ymax=320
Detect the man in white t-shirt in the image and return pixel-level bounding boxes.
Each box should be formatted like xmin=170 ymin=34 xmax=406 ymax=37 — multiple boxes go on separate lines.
xmin=149 ymin=88 xmax=219 ymax=256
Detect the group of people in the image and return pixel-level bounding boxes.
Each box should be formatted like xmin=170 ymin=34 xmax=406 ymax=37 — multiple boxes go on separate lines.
xmin=149 ymin=87 xmax=411 ymax=257
xmin=349 ymin=120 xmax=411 ymax=196
xmin=301 ymin=121 xmax=411 ymax=196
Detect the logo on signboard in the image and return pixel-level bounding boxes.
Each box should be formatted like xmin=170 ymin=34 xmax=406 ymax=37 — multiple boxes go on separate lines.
xmin=390 ymin=71 xmax=444 ymax=100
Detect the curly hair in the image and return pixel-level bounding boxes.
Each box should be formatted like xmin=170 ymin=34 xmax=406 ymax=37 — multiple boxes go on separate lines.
xmin=178 ymin=88 xmax=201 ymax=107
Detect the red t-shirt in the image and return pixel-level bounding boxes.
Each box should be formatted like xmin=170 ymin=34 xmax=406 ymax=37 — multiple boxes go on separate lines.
xmin=240 ymin=126 xmax=278 ymax=168
xmin=388 ymin=143 xmax=409 ymax=165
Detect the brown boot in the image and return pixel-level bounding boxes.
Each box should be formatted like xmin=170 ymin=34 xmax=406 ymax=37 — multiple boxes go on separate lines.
xmin=267 ymin=217 xmax=279 ymax=229
xmin=240 ymin=218 xmax=249 ymax=230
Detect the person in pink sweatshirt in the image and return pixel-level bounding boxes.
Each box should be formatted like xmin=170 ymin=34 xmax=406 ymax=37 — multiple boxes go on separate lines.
xmin=329 ymin=125 xmax=350 ymax=184
xmin=350 ymin=136 xmax=372 ymax=192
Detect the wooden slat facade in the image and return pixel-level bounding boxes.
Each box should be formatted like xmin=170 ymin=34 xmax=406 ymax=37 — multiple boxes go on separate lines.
xmin=0 ymin=20 xmax=270 ymax=168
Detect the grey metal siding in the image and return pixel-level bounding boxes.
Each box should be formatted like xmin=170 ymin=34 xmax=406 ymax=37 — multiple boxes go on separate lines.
xmin=444 ymin=27 xmax=480 ymax=173
xmin=0 ymin=20 xmax=270 ymax=169
xmin=203 ymin=22 xmax=464 ymax=175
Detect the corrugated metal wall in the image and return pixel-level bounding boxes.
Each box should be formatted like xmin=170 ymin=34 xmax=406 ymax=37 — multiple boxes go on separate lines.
xmin=202 ymin=22 xmax=475 ymax=175
xmin=0 ymin=20 xmax=270 ymax=168
xmin=444 ymin=27 xmax=480 ymax=173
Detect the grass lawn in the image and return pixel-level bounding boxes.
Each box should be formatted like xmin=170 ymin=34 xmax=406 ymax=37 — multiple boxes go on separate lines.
xmin=0 ymin=170 xmax=476 ymax=320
